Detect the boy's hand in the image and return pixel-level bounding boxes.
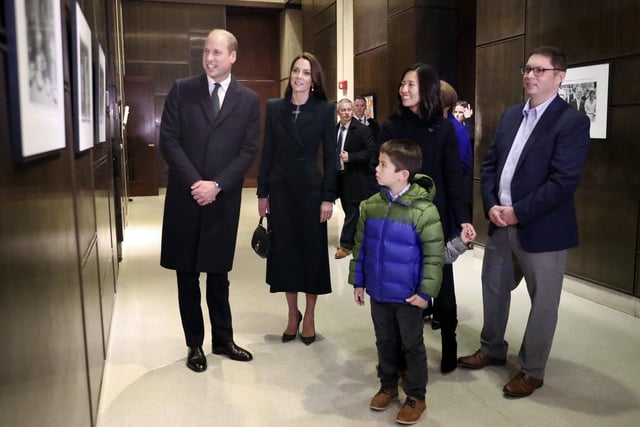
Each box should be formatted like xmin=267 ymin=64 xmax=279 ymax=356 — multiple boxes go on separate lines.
xmin=354 ymin=288 xmax=365 ymax=306
xmin=460 ymin=223 xmax=476 ymax=243
xmin=406 ymin=294 xmax=429 ymax=308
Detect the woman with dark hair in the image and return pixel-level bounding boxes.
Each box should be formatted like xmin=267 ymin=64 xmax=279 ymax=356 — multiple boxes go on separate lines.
xmin=257 ymin=52 xmax=337 ymax=345
xmin=380 ymin=63 xmax=474 ymax=373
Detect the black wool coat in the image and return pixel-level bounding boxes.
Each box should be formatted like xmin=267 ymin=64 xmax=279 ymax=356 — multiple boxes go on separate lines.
xmin=159 ymin=74 xmax=260 ymax=273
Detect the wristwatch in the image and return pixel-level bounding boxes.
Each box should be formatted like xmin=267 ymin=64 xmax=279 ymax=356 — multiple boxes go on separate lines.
xmin=215 ymin=181 xmax=222 ymax=191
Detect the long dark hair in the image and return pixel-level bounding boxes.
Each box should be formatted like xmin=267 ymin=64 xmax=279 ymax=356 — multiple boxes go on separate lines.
xmin=283 ymin=52 xmax=328 ymax=101
xmin=393 ymin=63 xmax=442 ymax=124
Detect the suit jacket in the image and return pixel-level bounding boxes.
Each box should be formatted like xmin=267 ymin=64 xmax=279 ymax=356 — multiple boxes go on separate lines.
xmin=569 ymin=95 xmax=586 ymax=113
xmin=480 ymin=95 xmax=590 ymax=252
xmin=337 ymin=118 xmax=378 ymax=202
xmin=159 ymin=74 xmax=260 ymax=272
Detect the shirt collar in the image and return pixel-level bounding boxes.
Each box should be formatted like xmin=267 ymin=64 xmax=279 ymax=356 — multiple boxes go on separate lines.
xmin=207 ymin=74 xmax=232 ymax=94
xmin=523 ymin=93 xmax=557 ymax=119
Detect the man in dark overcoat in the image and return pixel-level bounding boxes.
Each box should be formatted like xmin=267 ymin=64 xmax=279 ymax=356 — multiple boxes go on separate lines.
xmin=334 ymin=98 xmax=378 ymax=259
xmin=159 ymin=29 xmax=260 ymax=372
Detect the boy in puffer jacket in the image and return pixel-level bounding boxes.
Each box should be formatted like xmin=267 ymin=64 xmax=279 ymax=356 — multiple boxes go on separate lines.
xmin=349 ymin=139 xmax=475 ymax=425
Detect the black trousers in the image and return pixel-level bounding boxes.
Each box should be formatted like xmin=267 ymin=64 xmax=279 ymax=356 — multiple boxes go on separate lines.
xmin=371 ymin=299 xmax=427 ymax=400
xmin=339 ymin=199 xmax=361 ymax=250
xmin=176 ymin=271 xmax=233 ymax=347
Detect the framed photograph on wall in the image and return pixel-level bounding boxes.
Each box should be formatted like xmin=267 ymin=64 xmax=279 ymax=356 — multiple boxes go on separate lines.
xmin=72 ymin=1 xmax=93 ymax=152
xmin=363 ymin=93 xmax=375 ymax=120
xmin=560 ymin=63 xmax=609 ymax=139
xmin=94 ymin=41 xmax=106 ymax=143
xmin=4 ymin=0 xmax=66 ymax=161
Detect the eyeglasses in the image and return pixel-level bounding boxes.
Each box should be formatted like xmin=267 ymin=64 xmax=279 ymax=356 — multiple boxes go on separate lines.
xmin=520 ymin=66 xmax=565 ymax=77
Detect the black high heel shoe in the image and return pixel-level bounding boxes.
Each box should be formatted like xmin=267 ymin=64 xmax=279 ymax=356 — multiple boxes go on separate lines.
xmin=301 ymin=321 xmax=316 ymax=345
xmin=282 ymin=311 xmax=302 ymax=342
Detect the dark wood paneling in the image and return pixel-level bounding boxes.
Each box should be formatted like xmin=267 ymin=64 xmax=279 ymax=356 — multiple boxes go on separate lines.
xmin=355 ymin=46 xmax=391 ymax=119
xmin=567 ymin=106 xmax=640 ymax=293
xmin=476 ymin=0 xmax=525 ymax=45
xmin=313 ymin=23 xmax=337 ymax=101
xmin=525 ymin=0 xmax=640 ymax=65
xmin=81 ymin=240 xmax=105 ymax=423
xmin=94 ymin=155 xmax=116 ymax=338
xmin=312 ymin=2 xmax=336 ymax=34
xmin=415 ymin=5 xmax=459 ymax=85
xmin=354 ymin=0 xmax=387 ymax=54
xmin=227 ymin=7 xmax=280 ymax=81
xmin=610 ymin=56 xmax=640 ymax=106
xmin=125 ymin=62 xmax=190 ymax=95
xmin=0 ymin=25 xmax=92 ymax=427
xmin=227 ymin=7 xmax=281 ymax=186
xmin=388 ymin=8 xmax=417 ymax=100
xmin=473 ymin=38 xmax=525 ymax=244
xmin=458 ymin=0 xmax=477 ymax=106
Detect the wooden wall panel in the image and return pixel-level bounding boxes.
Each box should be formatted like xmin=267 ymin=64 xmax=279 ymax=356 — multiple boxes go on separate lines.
xmin=0 ymin=18 xmax=92 ymax=426
xmin=353 ymin=0 xmax=387 ymax=54
xmin=227 ymin=7 xmax=280 ymax=81
xmin=314 ymin=23 xmax=337 ymax=101
xmin=227 ymin=7 xmax=281 ymax=185
xmin=525 ymin=0 xmax=640 ymax=65
xmin=388 ymin=8 xmax=417 ymax=102
xmin=415 ymin=5 xmax=459 ymax=85
xmin=81 ymin=241 xmax=105 ymax=423
xmin=354 ymin=46 xmax=391 ymax=120
xmin=472 ymin=38 xmax=524 ymax=240
xmin=476 ymin=0 xmax=524 ymax=45
xmin=567 ymin=107 xmax=640 ymax=294
xmin=610 ymin=56 xmax=640 ymax=106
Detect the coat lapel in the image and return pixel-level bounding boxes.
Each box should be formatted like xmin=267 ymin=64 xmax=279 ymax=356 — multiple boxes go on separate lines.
xmin=516 ymin=96 xmax=565 ymax=169
xmin=214 ymin=77 xmax=240 ymax=126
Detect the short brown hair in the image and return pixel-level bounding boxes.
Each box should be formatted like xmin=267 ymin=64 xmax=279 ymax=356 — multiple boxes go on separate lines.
xmin=440 ymin=80 xmax=458 ymax=111
xmin=380 ymin=139 xmax=422 ymax=180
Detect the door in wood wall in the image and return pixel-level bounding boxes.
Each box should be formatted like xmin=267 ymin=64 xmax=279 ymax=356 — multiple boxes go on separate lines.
xmin=124 ymin=75 xmax=158 ymax=196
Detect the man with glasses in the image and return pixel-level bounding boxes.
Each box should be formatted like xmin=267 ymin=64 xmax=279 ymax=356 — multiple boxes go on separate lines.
xmin=458 ymin=46 xmax=590 ymax=398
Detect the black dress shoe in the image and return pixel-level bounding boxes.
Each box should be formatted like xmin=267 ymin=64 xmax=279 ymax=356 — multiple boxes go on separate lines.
xmin=282 ymin=310 xmax=303 ymax=342
xmin=212 ymin=341 xmax=253 ymax=362
xmin=186 ymin=346 xmax=207 ymax=372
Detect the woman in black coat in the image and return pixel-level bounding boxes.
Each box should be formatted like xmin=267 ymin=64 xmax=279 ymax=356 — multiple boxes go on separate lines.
xmin=257 ymin=53 xmax=337 ymax=345
xmin=380 ymin=63 xmax=475 ymax=372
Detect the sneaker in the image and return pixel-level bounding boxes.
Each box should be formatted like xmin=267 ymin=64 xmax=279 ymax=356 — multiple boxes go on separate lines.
xmin=369 ymin=387 xmax=399 ymax=411
xmin=395 ymin=396 xmax=426 ymax=425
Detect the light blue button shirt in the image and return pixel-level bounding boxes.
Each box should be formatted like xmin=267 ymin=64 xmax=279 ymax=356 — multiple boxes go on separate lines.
xmin=498 ymin=95 xmax=557 ymax=206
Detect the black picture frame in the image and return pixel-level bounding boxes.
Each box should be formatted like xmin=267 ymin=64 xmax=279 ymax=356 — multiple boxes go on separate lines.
xmin=72 ymin=1 xmax=93 ymax=152
xmin=4 ymin=0 xmax=66 ymax=161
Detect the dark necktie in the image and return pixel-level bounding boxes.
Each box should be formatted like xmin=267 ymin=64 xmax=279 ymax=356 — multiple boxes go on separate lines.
xmin=211 ymin=83 xmax=221 ymax=115
xmin=337 ymin=126 xmax=345 ymax=169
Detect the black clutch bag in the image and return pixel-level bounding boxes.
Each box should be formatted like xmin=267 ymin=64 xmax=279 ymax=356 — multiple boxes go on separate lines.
xmin=251 ymin=215 xmax=271 ymax=258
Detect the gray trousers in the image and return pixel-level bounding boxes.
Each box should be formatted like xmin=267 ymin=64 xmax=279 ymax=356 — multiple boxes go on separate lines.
xmin=480 ymin=226 xmax=566 ymax=379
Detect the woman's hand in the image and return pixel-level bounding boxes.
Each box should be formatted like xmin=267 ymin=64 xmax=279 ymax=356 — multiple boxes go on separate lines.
xmin=258 ymin=197 xmax=269 ymax=217
xmin=319 ymin=201 xmax=333 ymax=223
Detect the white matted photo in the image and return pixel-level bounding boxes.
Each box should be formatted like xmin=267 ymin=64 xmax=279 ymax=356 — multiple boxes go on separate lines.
xmin=560 ymin=63 xmax=609 ymax=139
xmin=5 ymin=0 xmax=66 ymax=160
xmin=95 ymin=42 xmax=106 ymax=143
xmin=73 ymin=1 xmax=93 ymax=152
